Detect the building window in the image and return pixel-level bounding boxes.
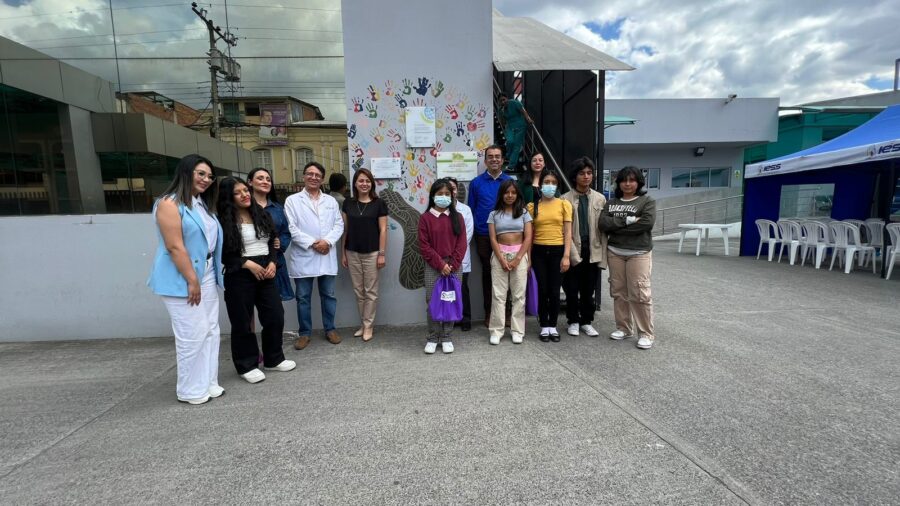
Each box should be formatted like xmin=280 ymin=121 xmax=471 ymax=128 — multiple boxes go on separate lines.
xmin=340 ymin=148 xmax=350 ymax=179
xmin=223 ymin=102 xmax=241 ymax=123
xmin=643 ymin=168 xmax=660 ymax=189
xmin=244 ymin=102 xmax=260 ymax=117
xmin=291 ymin=103 xmax=303 ymax=123
xmin=672 ymin=168 xmax=730 ymax=188
xmin=254 ymin=148 xmax=273 ymax=172
xmin=294 ymin=147 xmax=314 ymax=182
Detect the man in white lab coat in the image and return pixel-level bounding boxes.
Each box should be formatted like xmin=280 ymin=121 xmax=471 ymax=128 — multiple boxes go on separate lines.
xmin=284 ymin=161 xmax=345 ymax=350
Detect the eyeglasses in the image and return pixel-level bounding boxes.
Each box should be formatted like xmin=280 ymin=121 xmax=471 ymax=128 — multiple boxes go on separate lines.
xmin=304 ymin=172 xmax=323 ymax=179
xmin=485 ymin=155 xmax=503 ymax=160
xmin=194 ymin=170 xmax=216 ymax=181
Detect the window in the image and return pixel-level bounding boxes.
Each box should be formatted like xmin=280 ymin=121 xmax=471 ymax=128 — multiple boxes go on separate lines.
xmin=779 ymin=184 xmax=834 ymax=219
xmin=291 ymin=103 xmax=303 ymax=123
xmin=294 ymin=147 xmax=314 ymax=182
xmin=254 ymin=149 xmax=273 ymax=172
xmin=643 ymin=168 xmax=660 ymax=189
xmin=222 ymin=102 xmax=241 ymax=123
xmin=340 ymin=148 xmax=350 ymax=179
xmin=672 ymin=168 xmax=730 ymax=188
xmin=244 ymin=102 xmax=260 ymax=117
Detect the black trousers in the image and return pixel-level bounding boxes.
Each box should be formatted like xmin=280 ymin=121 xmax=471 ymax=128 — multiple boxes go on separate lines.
xmin=563 ymin=257 xmax=600 ymax=325
xmin=224 ymin=269 xmax=285 ymax=375
xmin=474 ymin=234 xmax=493 ymax=315
xmin=461 ymin=272 xmax=471 ymax=325
xmin=531 ymin=244 xmax=565 ymax=328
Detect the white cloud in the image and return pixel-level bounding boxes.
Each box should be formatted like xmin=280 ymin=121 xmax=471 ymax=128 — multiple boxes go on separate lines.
xmin=494 ymin=0 xmax=898 ymax=105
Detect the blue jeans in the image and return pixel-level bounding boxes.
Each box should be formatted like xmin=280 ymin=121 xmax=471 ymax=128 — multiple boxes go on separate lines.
xmin=294 ymin=275 xmax=336 ymax=336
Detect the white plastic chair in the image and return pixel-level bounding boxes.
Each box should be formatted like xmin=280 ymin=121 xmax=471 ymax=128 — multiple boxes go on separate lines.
xmin=844 ymin=219 xmax=868 ymax=243
xmin=885 ymin=223 xmax=900 ymax=280
xmin=863 ymin=219 xmax=885 ymax=253
xmin=776 ymin=220 xmax=803 ymax=265
xmin=829 ymin=222 xmax=876 ymax=274
xmin=755 ymin=219 xmax=780 ymax=261
xmin=800 ymin=221 xmax=830 ymax=269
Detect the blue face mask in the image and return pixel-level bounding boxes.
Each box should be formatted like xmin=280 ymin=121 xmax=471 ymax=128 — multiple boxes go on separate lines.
xmin=434 ymin=195 xmax=452 ymax=208
xmin=541 ymin=184 xmax=557 ymax=197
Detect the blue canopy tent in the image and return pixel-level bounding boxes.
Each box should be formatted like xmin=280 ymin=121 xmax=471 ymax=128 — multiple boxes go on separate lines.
xmin=741 ymin=105 xmax=900 ymax=266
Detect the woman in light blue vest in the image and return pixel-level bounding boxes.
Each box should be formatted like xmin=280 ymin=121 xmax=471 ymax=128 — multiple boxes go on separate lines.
xmin=148 ymin=154 xmax=224 ymax=405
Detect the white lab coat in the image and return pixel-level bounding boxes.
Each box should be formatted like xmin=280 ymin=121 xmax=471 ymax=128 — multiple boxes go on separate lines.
xmin=456 ymin=200 xmax=474 ymax=273
xmin=284 ymin=189 xmax=344 ymax=278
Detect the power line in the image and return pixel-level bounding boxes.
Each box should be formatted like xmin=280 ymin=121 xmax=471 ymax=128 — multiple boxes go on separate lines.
xmin=3 ymin=56 xmax=343 ymax=60
xmin=33 ymin=38 xmax=207 ymax=50
xmin=0 ymin=2 xmax=192 ymax=20
xmin=234 ymin=27 xmax=342 ymax=34
xmin=18 ymin=28 xmax=206 ymax=44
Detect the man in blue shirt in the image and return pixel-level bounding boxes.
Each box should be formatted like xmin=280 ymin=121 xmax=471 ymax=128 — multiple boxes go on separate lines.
xmin=467 ymin=145 xmax=511 ymax=326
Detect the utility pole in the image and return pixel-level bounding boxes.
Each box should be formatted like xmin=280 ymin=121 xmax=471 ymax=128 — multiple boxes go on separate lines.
xmin=191 ymin=2 xmax=240 ymax=138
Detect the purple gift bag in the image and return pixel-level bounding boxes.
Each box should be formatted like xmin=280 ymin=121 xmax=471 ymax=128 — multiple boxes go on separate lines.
xmin=525 ymin=268 xmax=539 ymax=316
xmin=429 ymin=275 xmax=463 ymax=322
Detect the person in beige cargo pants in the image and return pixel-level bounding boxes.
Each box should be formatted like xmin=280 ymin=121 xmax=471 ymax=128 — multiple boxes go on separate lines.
xmin=598 ymin=166 xmax=657 ymax=349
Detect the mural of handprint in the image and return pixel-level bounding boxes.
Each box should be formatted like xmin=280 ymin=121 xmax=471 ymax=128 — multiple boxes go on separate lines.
xmin=365 ymin=102 xmax=378 ymax=119
xmin=475 ymin=132 xmax=491 ymax=151
xmin=465 ymin=105 xmax=476 ymax=121
xmin=348 ymin=124 xmax=357 ymax=139
xmin=401 ymin=78 xmax=413 ymax=95
xmin=383 ymin=80 xmax=395 ymax=96
xmin=371 ymin=128 xmax=384 ymax=143
xmin=387 ymin=128 xmax=402 ymax=143
xmin=445 ymin=105 xmax=459 ymax=120
xmin=352 ymin=97 xmax=364 ymax=113
xmin=395 ymin=94 xmax=408 ymax=109
xmin=466 ymin=118 xmax=485 ymax=132
xmin=455 ymin=122 xmax=465 ymax=137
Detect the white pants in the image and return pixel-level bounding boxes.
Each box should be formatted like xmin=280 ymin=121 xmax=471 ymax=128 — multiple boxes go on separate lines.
xmin=161 ymin=261 xmax=221 ymax=401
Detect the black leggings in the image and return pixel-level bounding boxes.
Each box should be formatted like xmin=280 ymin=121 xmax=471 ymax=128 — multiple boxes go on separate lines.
xmin=531 ymin=244 xmax=565 ymax=328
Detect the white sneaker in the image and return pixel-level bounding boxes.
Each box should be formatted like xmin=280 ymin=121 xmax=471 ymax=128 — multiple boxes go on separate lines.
xmin=610 ymin=330 xmax=633 ymax=340
xmin=265 ymin=359 xmax=296 ymax=372
xmin=567 ymin=323 xmax=580 ymax=336
xmin=177 ymin=394 xmax=210 ymax=405
xmin=240 ymin=368 xmax=266 ymax=384
xmin=511 ymin=333 xmax=524 ymax=344
xmin=489 ymin=335 xmax=500 ymax=345
xmin=442 ymin=341 xmax=455 ymax=354
xmin=539 ymin=328 xmax=550 ymax=338
xmin=424 ymin=342 xmax=438 ymax=354
xmin=580 ymin=324 xmax=599 ymax=337
xmin=636 ymin=337 xmax=654 ymax=349
xmin=208 ymin=385 xmax=225 ymax=398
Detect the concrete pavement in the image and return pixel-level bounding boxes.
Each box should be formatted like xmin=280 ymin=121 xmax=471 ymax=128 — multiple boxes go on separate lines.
xmin=1 ymin=241 xmax=897 ymax=504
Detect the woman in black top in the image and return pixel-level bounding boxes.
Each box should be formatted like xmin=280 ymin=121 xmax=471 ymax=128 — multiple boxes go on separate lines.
xmin=217 ymin=177 xmax=295 ymax=384
xmin=340 ymin=168 xmax=389 ymax=342
xmin=518 ymin=151 xmax=547 ymax=206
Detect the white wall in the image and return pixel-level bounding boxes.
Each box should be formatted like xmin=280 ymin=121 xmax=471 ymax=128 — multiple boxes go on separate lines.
xmin=604 ymin=98 xmax=779 ymax=146
xmin=341 ymin=0 xmax=494 ymax=317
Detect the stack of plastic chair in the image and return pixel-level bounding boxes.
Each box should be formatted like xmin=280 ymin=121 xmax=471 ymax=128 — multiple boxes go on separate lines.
xmin=800 ymin=221 xmax=830 ymax=269
xmin=776 ymin=219 xmax=803 ymax=265
xmin=844 ymin=219 xmax=868 ymax=243
xmin=885 ymin=223 xmax=900 ymax=280
xmin=829 ymin=222 xmax=876 ymax=274
xmin=755 ymin=219 xmax=780 ymax=261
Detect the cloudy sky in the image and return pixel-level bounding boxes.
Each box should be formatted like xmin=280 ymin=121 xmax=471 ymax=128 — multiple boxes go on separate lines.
xmin=1 ymin=0 xmax=896 ymax=121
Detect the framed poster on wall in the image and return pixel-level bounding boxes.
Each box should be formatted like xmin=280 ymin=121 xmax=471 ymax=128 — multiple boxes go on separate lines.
xmin=405 ymin=106 xmax=436 ymax=147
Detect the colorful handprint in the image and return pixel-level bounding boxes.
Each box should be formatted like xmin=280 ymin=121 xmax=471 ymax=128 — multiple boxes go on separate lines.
xmin=365 ymin=102 xmax=378 ymax=119
xmin=474 ymin=132 xmax=491 ymax=151
xmin=395 ymin=94 xmax=407 ymax=109
xmin=351 ymin=143 xmax=364 ymax=158
xmin=414 ymin=77 xmax=431 ymax=96
xmin=466 ymin=118 xmax=485 ymax=132
xmin=465 ymin=105 xmax=476 ymax=121
xmin=430 ymin=141 xmax=442 ymax=158
xmin=476 ymin=104 xmax=487 ymax=119
xmin=443 ymin=132 xmax=452 ymax=143
xmin=401 ymin=78 xmax=413 ymax=95
xmin=383 ymin=80 xmax=395 ymax=96
xmin=387 ymin=128 xmax=402 ymax=143
xmin=352 ymin=97 xmax=363 ymax=113
xmin=367 ymin=84 xmax=380 ymax=102
xmin=455 ymin=121 xmax=465 ymax=137
xmin=388 ymin=144 xmax=401 ymax=158
xmin=431 ymin=80 xmax=444 ymax=98
xmin=445 ymin=105 xmax=458 ymax=120
xmin=371 ymin=128 xmax=384 ymax=143
xmin=347 ymin=124 xmax=357 ymax=139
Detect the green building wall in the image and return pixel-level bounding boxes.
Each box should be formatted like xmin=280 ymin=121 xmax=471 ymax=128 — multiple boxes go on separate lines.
xmin=744 ymin=111 xmax=881 ymax=165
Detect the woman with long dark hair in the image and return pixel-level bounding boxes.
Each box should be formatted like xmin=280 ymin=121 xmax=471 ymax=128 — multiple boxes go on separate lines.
xmin=526 ymin=169 xmax=572 ymax=342
xmin=148 ymin=154 xmax=223 ymax=405
xmin=247 ymin=167 xmax=294 ymax=302
xmin=417 ymin=178 xmax=468 ymax=354
xmin=340 ymin=168 xmax=389 ymax=342
xmin=217 ymin=176 xmax=295 ymax=383
xmin=598 ymin=166 xmax=657 ymax=350
xmin=487 ymin=179 xmax=533 ymax=345
xmin=517 ymin=151 xmax=546 ymax=206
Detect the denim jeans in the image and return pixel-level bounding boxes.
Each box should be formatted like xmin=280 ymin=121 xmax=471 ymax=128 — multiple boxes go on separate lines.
xmin=294 ymin=275 xmax=337 ymax=336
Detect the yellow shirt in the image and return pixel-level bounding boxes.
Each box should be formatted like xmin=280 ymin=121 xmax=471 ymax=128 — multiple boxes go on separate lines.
xmin=527 ymin=198 xmax=572 ymax=246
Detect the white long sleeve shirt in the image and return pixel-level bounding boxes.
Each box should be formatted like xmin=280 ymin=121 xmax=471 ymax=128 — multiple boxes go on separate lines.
xmin=456 ymin=200 xmax=474 ymax=273
xmin=284 ymin=189 xmax=344 ymax=278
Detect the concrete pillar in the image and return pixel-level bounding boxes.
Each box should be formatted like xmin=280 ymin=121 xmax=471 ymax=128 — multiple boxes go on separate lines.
xmin=58 ymin=104 xmax=106 ymax=214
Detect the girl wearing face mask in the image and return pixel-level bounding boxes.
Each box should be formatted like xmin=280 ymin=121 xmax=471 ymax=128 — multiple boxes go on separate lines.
xmin=217 ymin=177 xmax=296 ymax=384
xmin=417 ymin=179 xmax=468 ymax=354
xmin=526 ymin=170 xmax=572 ymax=341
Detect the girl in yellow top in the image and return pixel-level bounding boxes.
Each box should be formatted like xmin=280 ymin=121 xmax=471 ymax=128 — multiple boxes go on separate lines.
xmin=526 ymin=169 xmax=572 ymax=341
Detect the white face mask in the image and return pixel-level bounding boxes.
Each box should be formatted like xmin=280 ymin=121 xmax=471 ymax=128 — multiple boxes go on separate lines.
xmin=434 ymin=195 xmax=452 ymax=208
xmin=541 ymin=184 xmax=557 ymax=197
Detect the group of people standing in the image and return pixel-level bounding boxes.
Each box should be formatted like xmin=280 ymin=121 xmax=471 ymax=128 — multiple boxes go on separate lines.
xmin=148 ymin=146 xmax=657 ymax=405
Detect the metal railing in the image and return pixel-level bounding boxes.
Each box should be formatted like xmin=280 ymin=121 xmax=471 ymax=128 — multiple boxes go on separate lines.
xmin=654 ymin=194 xmax=743 ymax=236
xmin=492 ymin=77 xmax=571 ymax=193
